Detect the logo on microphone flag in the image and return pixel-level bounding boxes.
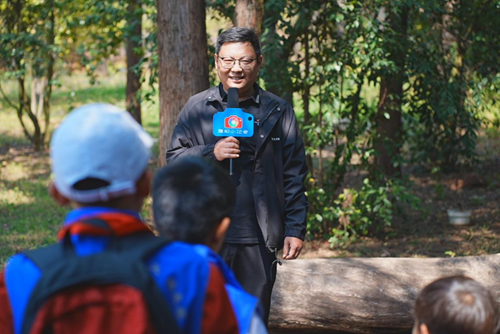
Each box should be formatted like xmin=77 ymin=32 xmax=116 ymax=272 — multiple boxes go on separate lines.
xmin=225 ymin=116 xmax=243 ymax=129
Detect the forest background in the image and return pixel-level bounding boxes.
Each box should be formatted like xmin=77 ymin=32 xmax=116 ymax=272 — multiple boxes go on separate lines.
xmin=1 ymin=0 xmax=499 ymax=266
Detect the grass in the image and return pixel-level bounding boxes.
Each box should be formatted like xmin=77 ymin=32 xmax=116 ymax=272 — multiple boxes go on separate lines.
xmin=0 ymin=143 xmax=65 ymax=264
xmin=0 ymin=72 xmax=160 ymax=266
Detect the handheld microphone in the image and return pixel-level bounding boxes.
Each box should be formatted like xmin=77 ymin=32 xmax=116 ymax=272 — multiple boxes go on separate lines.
xmin=227 ymin=87 xmax=239 ymax=108
xmin=226 ymin=88 xmax=238 ymax=175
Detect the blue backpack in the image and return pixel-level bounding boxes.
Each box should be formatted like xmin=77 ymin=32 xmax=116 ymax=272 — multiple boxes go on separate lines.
xmin=6 ymin=218 xmax=181 ymax=334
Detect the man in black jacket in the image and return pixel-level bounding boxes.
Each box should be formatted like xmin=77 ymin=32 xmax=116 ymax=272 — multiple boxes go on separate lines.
xmin=167 ymin=27 xmax=308 ymax=325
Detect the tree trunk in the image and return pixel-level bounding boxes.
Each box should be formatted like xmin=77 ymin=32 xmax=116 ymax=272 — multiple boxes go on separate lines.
xmin=269 ymin=254 xmax=500 ymax=333
xmin=157 ymin=0 xmax=209 ymax=167
xmin=126 ymin=0 xmax=143 ymax=124
xmin=376 ymin=76 xmax=403 ymax=176
xmin=375 ymin=7 xmax=409 ymax=176
xmin=302 ymin=31 xmax=313 ymax=177
xmin=234 ymin=0 xmax=264 ymax=37
xmin=12 ymin=0 xmax=41 ymax=150
xmin=41 ymin=1 xmax=55 ymax=145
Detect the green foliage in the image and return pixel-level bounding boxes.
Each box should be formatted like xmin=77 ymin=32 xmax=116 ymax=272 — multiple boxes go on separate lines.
xmin=308 ymin=175 xmax=420 ymax=247
xmin=253 ymin=0 xmax=498 ymax=245
xmin=2 ymin=0 xmax=497 ymax=247
xmin=0 ymin=0 xmax=160 ymax=144
xmin=405 ymin=0 xmax=500 ymax=169
xmin=444 ymin=250 xmax=456 ymax=258
xmin=434 ymin=183 xmax=446 ymax=200
xmin=63 ymin=0 xmax=158 ymax=106
xmin=65 ymin=0 xmax=125 ymax=80
xmin=259 ymin=0 xmax=408 ymax=242
xmin=0 ymin=0 xmax=60 ymax=150
xmin=206 ymin=0 xmax=235 ymax=21
xmin=329 ymin=179 xmax=393 ymax=247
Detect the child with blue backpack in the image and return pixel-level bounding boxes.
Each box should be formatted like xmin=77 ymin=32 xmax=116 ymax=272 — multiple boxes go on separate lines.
xmin=152 ymin=156 xmax=267 ymax=334
xmin=0 ymin=103 xmax=264 ymax=334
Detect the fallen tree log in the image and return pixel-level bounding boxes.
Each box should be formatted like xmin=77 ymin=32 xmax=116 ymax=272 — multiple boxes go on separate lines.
xmin=269 ymin=254 xmax=500 ymax=333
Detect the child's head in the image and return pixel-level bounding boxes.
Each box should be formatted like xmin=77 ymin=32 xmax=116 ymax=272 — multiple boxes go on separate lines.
xmin=49 ymin=103 xmax=153 ymax=211
xmin=413 ymin=275 xmax=499 ymax=334
xmin=152 ymin=157 xmax=235 ymax=251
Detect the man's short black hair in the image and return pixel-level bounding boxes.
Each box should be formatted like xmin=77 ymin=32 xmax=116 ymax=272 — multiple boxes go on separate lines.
xmin=152 ymin=157 xmax=236 ymax=244
xmin=414 ymin=275 xmax=500 ymax=334
xmin=216 ymin=27 xmax=262 ymax=58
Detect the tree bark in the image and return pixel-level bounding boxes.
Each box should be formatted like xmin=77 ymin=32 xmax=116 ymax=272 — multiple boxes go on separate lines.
xmin=376 ymin=75 xmax=403 ymax=176
xmin=375 ymin=6 xmax=409 ymax=176
xmin=234 ymin=0 xmax=264 ymax=37
xmin=157 ymin=0 xmax=209 ymax=167
xmin=126 ymin=0 xmax=143 ymax=124
xmin=269 ymin=254 xmax=500 ymax=333
xmin=41 ymin=1 xmax=55 ymax=145
xmin=302 ymin=31 xmax=313 ymax=177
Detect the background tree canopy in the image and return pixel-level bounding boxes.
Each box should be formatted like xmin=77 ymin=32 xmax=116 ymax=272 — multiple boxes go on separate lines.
xmin=1 ymin=0 xmax=499 ymax=246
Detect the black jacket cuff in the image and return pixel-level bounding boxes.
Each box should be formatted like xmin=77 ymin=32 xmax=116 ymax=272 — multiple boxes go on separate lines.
xmin=285 ymin=227 xmax=306 ymax=241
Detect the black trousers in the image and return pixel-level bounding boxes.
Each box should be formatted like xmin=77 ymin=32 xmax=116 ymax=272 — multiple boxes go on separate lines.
xmin=219 ymin=243 xmax=277 ymax=326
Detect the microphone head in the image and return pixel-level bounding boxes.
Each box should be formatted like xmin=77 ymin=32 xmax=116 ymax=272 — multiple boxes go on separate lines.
xmin=227 ymin=88 xmax=239 ymax=108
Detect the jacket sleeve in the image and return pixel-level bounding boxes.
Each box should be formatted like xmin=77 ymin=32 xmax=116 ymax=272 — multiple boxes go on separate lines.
xmin=281 ymin=105 xmax=309 ymax=240
xmin=0 ymin=270 xmax=14 ymax=333
xmin=166 ymin=102 xmax=218 ymax=164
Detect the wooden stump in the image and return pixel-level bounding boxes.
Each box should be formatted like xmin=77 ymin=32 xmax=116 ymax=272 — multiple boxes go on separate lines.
xmin=269 ymin=254 xmax=500 ymax=333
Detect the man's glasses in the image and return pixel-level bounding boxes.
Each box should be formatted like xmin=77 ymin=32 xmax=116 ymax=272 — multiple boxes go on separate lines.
xmin=218 ymin=56 xmax=256 ymax=70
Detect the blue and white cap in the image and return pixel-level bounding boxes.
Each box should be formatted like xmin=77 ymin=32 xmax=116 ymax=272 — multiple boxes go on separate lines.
xmin=50 ymin=103 xmax=153 ymax=203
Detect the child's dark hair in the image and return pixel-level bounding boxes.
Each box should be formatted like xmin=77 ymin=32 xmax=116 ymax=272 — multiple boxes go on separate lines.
xmin=414 ymin=275 xmax=499 ymax=334
xmin=152 ymin=157 xmax=235 ymax=244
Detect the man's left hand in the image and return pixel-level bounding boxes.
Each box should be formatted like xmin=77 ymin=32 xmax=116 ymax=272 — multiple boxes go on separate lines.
xmin=282 ymin=237 xmax=303 ymax=260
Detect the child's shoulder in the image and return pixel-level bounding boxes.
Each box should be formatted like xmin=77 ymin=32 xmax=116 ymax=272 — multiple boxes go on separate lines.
xmin=149 ymin=241 xmax=213 ymax=270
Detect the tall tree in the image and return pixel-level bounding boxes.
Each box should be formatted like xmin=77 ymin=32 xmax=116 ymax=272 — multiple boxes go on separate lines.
xmin=375 ymin=4 xmax=410 ymax=176
xmin=125 ymin=0 xmax=143 ymax=124
xmin=234 ymin=0 xmax=264 ymax=36
xmin=157 ymin=0 xmax=209 ymax=166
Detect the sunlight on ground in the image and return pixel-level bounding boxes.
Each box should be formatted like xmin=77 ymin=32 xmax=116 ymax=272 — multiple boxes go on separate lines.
xmin=0 ymin=188 xmax=34 ymax=205
xmin=1 ymin=161 xmax=32 ymax=182
xmin=0 ymin=112 xmax=31 ymax=144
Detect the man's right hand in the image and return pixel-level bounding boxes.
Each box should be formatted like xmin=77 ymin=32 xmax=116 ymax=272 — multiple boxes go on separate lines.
xmin=214 ymin=137 xmax=240 ymax=161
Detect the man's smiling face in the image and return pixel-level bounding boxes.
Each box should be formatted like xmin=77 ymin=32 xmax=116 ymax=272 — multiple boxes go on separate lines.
xmin=215 ymin=41 xmax=262 ymax=100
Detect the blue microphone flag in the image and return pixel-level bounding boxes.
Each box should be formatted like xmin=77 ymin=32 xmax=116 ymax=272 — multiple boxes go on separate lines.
xmin=213 ymin=88 xmax=254 ymax=137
